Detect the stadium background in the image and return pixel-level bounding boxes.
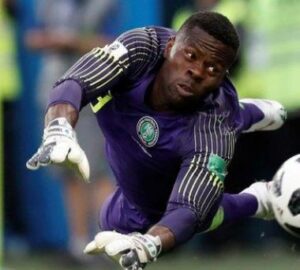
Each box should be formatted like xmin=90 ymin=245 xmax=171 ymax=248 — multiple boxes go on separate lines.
xmin=2 ymin=0 xmax=300 ymax=269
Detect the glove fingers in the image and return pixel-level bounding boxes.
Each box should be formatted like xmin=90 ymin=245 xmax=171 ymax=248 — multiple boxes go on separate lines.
xmin=50 ymin=142 xmax=70 ymax=163
xmin=26 ymin=152 xmax=41 ymax=170
xmin=84 ymin=231 xmax=123 ymax=255
xmin=105 ymin=239 xmax=133 ymax=257
xmin=120 ymin=250 xmax=143 ymax=270
xmin=26 ymin=118 xmax=90 ymax=182
xmin=67 ymin=143 xmax=81 ymax=162
xmin=67 ymin=144 xmax=90 ymax=181
xmin=94 ymin=231 xmax=124 ymax=248
xmin=84 ymin=240 xmax=105 ymax=255
xmin=77 ymin=153 xmax=90 ymax=181
xmin=38 ymin=143 xmax=56 ymax=166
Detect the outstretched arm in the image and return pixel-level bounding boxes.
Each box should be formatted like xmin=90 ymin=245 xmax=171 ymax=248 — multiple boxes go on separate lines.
xmin=26 ymin=102 xmax=90 ymax=181
xmin=27 ymin=27 xmax=165 ymax=181
xmin=239 ymin=98 xmax=287 ymax=133
xmin=147 ymin=225 xmax=175 ymax=252
xmin=45 ymin=103 xmax=78 ymax=127
xmin=85 ymin=156 xmax=224 ymax=269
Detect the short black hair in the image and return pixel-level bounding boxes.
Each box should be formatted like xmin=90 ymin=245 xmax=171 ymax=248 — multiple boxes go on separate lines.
xmin=178 ymin=11 xmax=240 ymax=52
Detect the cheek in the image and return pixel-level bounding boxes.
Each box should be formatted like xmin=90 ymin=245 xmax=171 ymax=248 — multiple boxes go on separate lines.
xmin=205 ymin=76 xmax=223 ymax=89
xmin=165 ymin=61 xmax=181 ymax=82
xmin=196 ymin=78 xmax=222 ymax=96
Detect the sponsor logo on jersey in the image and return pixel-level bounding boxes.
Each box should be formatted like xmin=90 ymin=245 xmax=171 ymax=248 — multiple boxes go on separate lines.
xmin=103 ymin=41 xmax=128 ymax=59
xmin=207 ymin=154 xmax=227 ymax=181
xmin=136 ymin=116 xmax=159 ymax=147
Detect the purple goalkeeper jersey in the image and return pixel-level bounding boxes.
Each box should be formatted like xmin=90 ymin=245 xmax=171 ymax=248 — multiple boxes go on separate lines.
xmin=48 ymin=26 xmax=264 ymax=243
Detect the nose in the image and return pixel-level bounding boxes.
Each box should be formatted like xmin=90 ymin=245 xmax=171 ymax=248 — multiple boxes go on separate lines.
xmin=187 ymin=63 xmax=205 ymax=81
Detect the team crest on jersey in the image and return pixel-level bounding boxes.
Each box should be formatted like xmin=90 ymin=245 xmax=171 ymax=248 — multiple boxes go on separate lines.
xmin=136 ymin=116 xmax=159 ymax=147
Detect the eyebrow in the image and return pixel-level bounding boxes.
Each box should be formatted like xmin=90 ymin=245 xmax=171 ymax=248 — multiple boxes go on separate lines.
xmin=186 ymin=42 xmax=227 ymax=66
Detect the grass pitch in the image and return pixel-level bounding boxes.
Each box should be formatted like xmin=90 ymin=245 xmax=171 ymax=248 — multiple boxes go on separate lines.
xmin=4 ymin=247 xmax=300 ymax=270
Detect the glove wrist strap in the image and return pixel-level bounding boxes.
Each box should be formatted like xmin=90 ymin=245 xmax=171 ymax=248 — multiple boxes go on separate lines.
xmin=43 ymin=117 xmax=76 ymax=141
xmin=144 ymin=234 xmax=162 ymax=258
xmin=131 ymin=233 xmax=162 ymax=261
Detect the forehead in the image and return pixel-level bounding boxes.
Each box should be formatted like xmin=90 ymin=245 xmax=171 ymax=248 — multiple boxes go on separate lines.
xmin=176 ymin=27 xmax=236 ymax=64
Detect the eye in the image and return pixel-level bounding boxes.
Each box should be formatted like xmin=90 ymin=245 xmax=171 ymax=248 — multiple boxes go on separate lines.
xmin=184 ymin=49 xmax=196 ymax=60
xmin=207 ymin=65 xmax=220 ymax=76
xmin=207 ymin=66 xmax=215 ymax=73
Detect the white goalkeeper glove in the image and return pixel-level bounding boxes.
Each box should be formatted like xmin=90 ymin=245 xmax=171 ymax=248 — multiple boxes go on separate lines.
xmin=26 ymin=117 xmax=90 ymax=181
xmin=240 ymin=99 xmax=287 ymax=133
xmin=84 ymin=231 xmax=162 ymax=270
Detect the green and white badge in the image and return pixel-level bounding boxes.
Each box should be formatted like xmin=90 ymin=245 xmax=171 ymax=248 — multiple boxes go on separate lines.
xmin=136 ymin=116 xmax=159 ymax=147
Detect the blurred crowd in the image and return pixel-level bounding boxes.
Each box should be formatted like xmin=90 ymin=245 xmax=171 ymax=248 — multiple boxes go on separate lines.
xmin=2 ymin=0 xmax=300 ymax=267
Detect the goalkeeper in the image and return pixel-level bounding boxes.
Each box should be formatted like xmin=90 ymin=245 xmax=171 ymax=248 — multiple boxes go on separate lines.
xmin=27 ymin=11 xmax=286 ymax=270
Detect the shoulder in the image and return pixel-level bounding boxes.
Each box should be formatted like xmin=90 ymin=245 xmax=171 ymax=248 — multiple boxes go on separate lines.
xmin=109 ymin=26 xmax=175 ymax=81
xmin=211 ymin=77 xmax=241 ymax=124
xmin=220 ymin=77 xmax=239 ymax=103
xmin=117 ymin=26 xmax=175 ymax=49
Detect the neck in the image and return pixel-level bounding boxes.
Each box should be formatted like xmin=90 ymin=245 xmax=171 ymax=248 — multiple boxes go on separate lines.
xmin=148 ymin=74 xmax=171 ymax=112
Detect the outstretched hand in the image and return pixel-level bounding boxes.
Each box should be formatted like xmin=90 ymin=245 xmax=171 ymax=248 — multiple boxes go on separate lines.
xmin=26 ymin=117 xmax=90 ymax=181
xmin=84 ymin=231 xmax=162 ymax=270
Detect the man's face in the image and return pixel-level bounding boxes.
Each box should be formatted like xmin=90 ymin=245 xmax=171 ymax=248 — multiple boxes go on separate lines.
xmin=159 ymin=27 xmax=236 ymax=111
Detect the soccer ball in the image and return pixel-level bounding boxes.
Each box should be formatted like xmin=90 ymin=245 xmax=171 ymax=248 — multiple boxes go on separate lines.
xmin=269 ymin=154 xmax=300 ymax=238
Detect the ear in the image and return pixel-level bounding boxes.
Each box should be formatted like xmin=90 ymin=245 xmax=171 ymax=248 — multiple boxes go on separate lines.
xmin=164 ymin=36 xmax=175 ymax=58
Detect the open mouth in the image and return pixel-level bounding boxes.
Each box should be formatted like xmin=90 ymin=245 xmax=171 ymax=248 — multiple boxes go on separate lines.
xmin=176 ymin=84 xmax=193 ymax=97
